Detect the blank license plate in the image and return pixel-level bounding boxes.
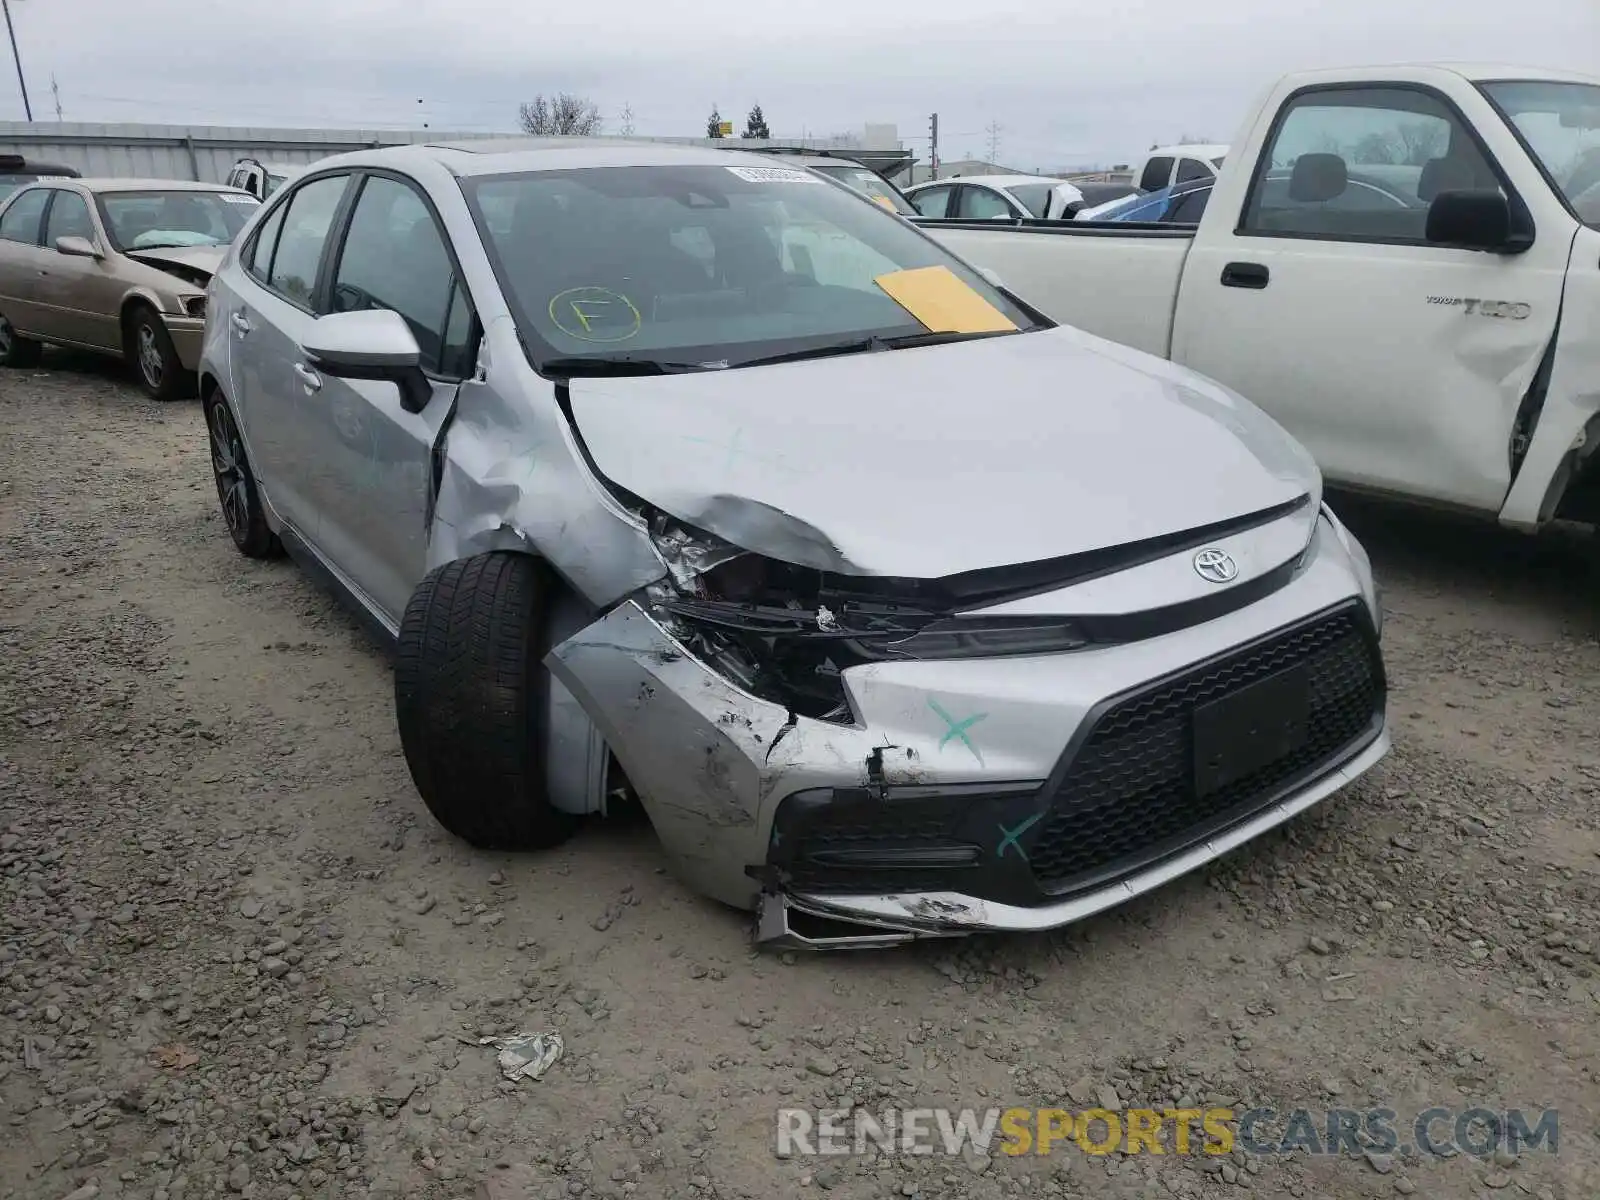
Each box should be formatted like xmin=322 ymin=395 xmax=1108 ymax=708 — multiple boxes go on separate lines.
xmin=1192 ymin=665 xmax=1311 ymax=797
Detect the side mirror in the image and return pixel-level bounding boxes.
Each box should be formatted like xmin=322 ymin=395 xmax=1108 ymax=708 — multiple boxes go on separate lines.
xmin=1425 ymin=189 xmax=1521 ymax=253
xmin=301 ymin=309 xmax=432 ymax=413
xmin=55 ymin=235 xmax=100 ymax=259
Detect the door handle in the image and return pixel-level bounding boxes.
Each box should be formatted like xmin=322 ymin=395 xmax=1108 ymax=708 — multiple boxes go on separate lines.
xmin=230 ymin=311 xmax=251 ymax=336
xmin=293 ymin=363 xmax=322 ymax=392
xmin=1220 ymin=262 xmax=1270 ymax=289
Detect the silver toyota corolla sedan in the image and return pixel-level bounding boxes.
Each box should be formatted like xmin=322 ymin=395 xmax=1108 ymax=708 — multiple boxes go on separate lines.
xmin=198 ymin=139 xmax=1388 ymax=948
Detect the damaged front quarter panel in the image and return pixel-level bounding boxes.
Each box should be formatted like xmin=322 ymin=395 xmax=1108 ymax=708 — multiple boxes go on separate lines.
xmin=425 ymin=316 xmax=667 ymax=604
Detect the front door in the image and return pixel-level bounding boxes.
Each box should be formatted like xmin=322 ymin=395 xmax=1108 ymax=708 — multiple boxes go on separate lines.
xmin=296 ymin=172 xmax=478 ymax=624
xmin=1174 ymin=83 xmax=1572 ymax=514
xmin=33 ymin=189 xmax=122 ymax=351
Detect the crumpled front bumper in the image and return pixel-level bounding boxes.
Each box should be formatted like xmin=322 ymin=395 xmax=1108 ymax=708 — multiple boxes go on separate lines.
xmin=546 ymin=514 xmax=1388 ymax=940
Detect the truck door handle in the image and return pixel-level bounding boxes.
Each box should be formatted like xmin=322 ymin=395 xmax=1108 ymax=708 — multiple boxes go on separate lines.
xmin=230 ymin=311 xmax=251 ymax=336
xmin=1220 ymin=262 xmax=1270 ymax=289
xmin=293 ymin=363 xmax=323 ymax=392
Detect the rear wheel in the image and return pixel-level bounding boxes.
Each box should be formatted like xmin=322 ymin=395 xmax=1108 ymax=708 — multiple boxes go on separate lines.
xmin=0 ymin=313 xmax=42 ymax=368
xmin=204 ymin=393 xmax=281 ymax=559
xmin=395 ymin=553 xmax=581 ymax=850
xmin=126 ymin=306 xmax=189 ymax=400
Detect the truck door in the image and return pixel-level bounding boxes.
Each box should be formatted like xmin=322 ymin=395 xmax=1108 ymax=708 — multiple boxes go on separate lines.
xmin=1173 ymin=83 xmax=1571 ymax=514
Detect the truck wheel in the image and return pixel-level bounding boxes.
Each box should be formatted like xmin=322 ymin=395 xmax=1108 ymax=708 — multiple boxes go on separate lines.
xmin=395 ymin=553 xmax=581 ymax=850
xmin=0 ymin=313 xmax=42 ymax=368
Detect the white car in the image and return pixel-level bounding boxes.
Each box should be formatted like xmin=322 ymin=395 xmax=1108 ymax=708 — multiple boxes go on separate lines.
xmin=195 ymin=139 xmax=1387 ymax=948
xmin=904 ymin=174 xmax=1085 ymax=221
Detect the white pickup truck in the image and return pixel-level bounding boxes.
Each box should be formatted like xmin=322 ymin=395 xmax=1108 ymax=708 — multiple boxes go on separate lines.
xmin=920 ymin=64 xmax=1600 ymax=533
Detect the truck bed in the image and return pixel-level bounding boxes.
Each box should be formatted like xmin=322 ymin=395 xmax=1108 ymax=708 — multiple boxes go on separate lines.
xmin=914 ymin=218 xmax=1195 ymax=358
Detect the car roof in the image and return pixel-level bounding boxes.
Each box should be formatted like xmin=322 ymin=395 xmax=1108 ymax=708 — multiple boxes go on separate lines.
xmin=0 ymin=157 xmax=80 ymax=176
xmin=67 ymin=178 xmax=257 ymax=195
xmin=303 ymin=138 xmax=814 ymax=179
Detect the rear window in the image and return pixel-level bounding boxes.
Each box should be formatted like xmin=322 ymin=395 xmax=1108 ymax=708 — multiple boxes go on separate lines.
xmin=1006 ymin=183 xmax=1055 ymax=217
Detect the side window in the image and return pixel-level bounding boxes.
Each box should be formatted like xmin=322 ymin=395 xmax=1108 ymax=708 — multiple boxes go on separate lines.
xmin=267 ymin=174 xmax=349 ymax=309
xmin=1166 ymin=187 xmax=1212 ymax=224
xmin=247 ymin=201 xmax=288 ymax=283
xmin=330 ymin=175 xmax=475 ymax=378
xmin=910 ymin=186 xmax=951 ymax=218
xmin=0 ymin=188 xmax=48 ymax=244
xmin=1138 ymin=156 xmax=1174 ymax=192
xmin=44 ymin=191 xmax=95 ymax=244
xmin=1175 ymin=156 xmax=1211 ymax=184
xmin=955 ymin=187 xmax=1015 ymax=220
xmin=1243 ymin=86 xmax=1498 ymax=242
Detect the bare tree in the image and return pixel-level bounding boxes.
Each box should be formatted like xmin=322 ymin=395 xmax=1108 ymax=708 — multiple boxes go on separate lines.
xmin=518 ymin=93 xmax=604 ymax=136
xmin=1395 ymin=121 xmax=1448 ymax=166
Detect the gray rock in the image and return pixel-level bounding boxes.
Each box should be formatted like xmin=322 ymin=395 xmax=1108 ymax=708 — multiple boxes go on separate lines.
xmin=805 ymin=1056 xmax=840 ymax=1077
xmin=227 ymin=1163 xmax=250 ymax=1192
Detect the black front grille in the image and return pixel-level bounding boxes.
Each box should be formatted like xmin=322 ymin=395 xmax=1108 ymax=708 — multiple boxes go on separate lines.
xmin=1027 ymin=604 xmax=1383 ymax=894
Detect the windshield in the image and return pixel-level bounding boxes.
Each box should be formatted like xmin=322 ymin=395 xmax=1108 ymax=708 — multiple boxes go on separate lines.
xmin=1480 ymin=80 xmax=1600 ymax=227
xmin=463 ymin=164 xmax=1036 ymax=370
xmin=1005 ymin=183 xmax=1056 ymax=217
xmin=806 ymin=163 xmax=917 ymax=215
xmin=98 ymin=190 xmax=260 ymax=251
xmin=0 ymin=176 xmax=41 ymax=201
xmin=266 ymin=174 xmax=288 ymax=197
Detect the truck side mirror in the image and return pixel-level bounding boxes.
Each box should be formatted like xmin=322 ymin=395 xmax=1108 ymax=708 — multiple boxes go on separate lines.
xmin=1425 ymin=189 xmax=1519 ymax=253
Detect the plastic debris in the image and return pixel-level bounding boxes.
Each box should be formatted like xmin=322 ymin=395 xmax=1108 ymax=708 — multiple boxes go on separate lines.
xmin=479 ymin=1031 xmax=563 ymax=1081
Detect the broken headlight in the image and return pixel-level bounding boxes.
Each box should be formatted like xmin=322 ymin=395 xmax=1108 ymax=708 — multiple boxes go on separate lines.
xmin=643 ymin=518 xmax=1088 ymax=723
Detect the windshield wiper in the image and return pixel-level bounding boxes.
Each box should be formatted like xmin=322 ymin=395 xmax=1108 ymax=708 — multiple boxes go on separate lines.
xmin=537 ymin=356 xmax=713 ymax=378
xmin=735 ymin=328 xmax=1020 ymax=369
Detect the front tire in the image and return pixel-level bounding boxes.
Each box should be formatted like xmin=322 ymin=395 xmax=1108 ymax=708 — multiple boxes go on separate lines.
xmin=126 ymin=306 xmax=189 ymax=400
xmin=395 ymin=553 xmax=580 ymax=850
xmin=0 ymin=313 xmax=42 ymax=368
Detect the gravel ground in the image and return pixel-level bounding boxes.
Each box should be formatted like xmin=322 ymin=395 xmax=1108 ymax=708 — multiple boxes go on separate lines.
xmin=2 ymin=354 xmax=1599 ymax=1200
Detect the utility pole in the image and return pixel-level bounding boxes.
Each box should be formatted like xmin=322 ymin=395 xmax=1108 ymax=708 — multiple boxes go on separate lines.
xmin=929 ymin=112 xmax=939 ymax=179
xmin=2 ymin=0 xmax=31 ymax=121
xmin=985 ymin=120 xmax=1002 ymax=163
xmin=49 ymin=71 xmax=60 ymax=120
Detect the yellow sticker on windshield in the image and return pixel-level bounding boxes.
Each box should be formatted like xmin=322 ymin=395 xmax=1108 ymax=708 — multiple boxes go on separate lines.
xmin=873 ymin=266 xmax=1017 ymax=334
xmin=870 ymin=194 xmax=896 ymax=211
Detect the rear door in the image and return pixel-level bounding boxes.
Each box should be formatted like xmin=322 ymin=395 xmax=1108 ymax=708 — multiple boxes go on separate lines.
xmin=953 ymin=185 xmax=1021 ymax=220
xmin=297 ymin=171 xmax=475 ymax=623
xmin=0 ymin=187 xmax=52 ymax=335
xmin=227 ymin=172 xmax=356 ymax=538
xmin=1173 ymin=82 xmax=1573 ymax=513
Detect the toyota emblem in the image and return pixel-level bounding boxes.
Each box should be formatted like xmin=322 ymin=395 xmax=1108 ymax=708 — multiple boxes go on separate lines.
xmin=1193 ymin=548 xmax=1238 ymax=583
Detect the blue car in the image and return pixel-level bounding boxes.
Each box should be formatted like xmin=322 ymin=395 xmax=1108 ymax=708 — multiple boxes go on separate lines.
xmin=1079 ymin=179 xmax=1214 ymax=224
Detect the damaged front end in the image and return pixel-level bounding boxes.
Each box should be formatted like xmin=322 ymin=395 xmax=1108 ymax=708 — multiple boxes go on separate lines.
xmin=640 ymin=512 xmax=1093 ymax=727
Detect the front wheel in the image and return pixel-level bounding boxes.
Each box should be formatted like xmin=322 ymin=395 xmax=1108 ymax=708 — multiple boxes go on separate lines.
xmin=395 ymin=553 xmax=580 ymax=850
xmin=0 ymin=313 xmax=43 ymax=368
xmin=126 ymin=306 xmax=189 ymax=400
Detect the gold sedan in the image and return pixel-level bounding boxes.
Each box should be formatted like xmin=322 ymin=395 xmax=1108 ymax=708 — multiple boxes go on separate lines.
xmin=0 ymin=178 xmax=260 ymax=399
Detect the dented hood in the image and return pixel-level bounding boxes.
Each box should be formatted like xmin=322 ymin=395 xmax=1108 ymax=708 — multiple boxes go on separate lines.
xmin=125 ymin=244 xmax=225 ymax=279
xmin=566 ymin=326 xmax=1319 ymax=578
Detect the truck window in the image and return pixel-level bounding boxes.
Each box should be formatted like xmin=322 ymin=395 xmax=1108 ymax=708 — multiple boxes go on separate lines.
xmin=1138 ymin=157 xmax=1173 ymax=191
xmin=1242 ymin=86 xmax=1500 ymax=243
xmin=1166 ymin=186 xmax=1211 ymax=224
xmin=1175 ymin=157 xmax=1211 ymax=184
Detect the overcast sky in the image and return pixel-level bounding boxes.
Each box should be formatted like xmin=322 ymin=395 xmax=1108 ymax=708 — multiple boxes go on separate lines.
xmin=2 ymin=0 xmax=1596 ymax=169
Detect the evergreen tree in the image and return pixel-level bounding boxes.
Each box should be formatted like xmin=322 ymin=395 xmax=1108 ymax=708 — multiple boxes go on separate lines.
xmin=707 ymin=106 xmax=725 ymax=138
xmin=743 ymin=105 xmax=771 ymax=139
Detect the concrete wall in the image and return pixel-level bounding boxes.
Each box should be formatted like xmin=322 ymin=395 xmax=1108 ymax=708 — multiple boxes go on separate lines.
xmin=0 ymin=121 xmax=908 ymax=183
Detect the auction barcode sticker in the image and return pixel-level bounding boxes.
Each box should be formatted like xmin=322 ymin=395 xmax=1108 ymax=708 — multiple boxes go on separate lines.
xmin=725 ymin=166 xmax=823 ymax=184
xmin=220 ymin=193 xmax=259 ymax=204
